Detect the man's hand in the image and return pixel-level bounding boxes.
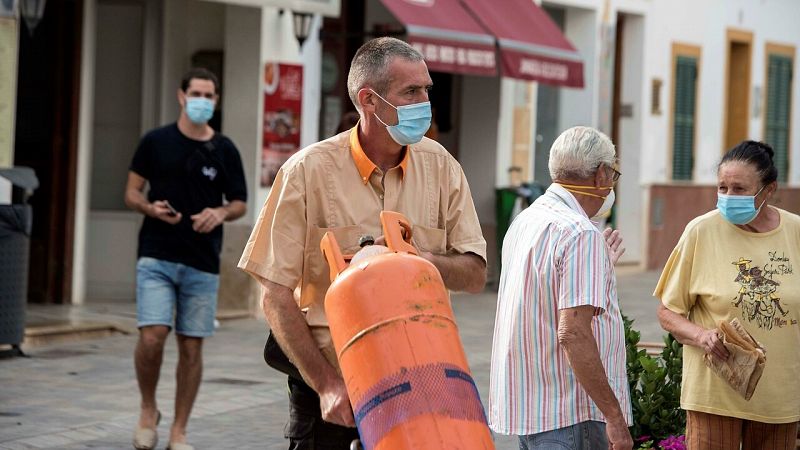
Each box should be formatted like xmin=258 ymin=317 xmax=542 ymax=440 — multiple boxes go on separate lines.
xmin=191 ymin=207 xmax=227 ymax=233
xmin=606 ymin=417 xmax=633 ymax=450
xmin=318 ymin=377 xmax=355 ymax=427
xmin=372 ymin=234 xmax=486 ymax=293
xmin=559 ymin=306 xmax=631 ymax=450
xmin=603 ymin=227 xmax=626 ymax=265
xmin=260 ymin=279 xmax=356 ymax=428
xmin=149 ymin=200 xmax=182 ymax=225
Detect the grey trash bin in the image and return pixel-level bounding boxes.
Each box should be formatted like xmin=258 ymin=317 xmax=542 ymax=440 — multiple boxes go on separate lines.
xmin=0 ymin=167 xmax=38 ymax=357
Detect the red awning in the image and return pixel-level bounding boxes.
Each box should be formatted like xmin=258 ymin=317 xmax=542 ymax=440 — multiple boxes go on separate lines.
xmin=461 ymin=0 xmax=584 ymax=88
xmin=378 ymin=0 xmax=497 ymax=76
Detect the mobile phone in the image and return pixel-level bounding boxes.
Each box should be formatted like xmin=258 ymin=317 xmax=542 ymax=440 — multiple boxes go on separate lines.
xmin=164 ymin=200 xmax=178 ymax=217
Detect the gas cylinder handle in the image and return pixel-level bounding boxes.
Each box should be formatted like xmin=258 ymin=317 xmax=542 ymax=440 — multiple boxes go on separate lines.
xmin=320 ymin=231 xmax=347 ymax=282
xmin=380 ymin=211 xmax=418 ymax=255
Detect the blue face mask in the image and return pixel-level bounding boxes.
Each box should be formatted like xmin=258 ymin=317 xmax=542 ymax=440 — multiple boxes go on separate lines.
xmin=370 ymin=89 xmax=432 ymax=145
xmin=716 ymin=185 xmax=766 ymax=225
xmin=185 ymin=97 xmax=215 ymax=124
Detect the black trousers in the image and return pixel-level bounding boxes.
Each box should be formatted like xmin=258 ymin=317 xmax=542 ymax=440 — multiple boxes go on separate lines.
xmin=285 ymin=376 xmax=360 ymax=450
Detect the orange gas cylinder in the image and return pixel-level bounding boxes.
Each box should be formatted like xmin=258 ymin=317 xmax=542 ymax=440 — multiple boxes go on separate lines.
xmin=320 ymin=211 xmax=495 ymax=450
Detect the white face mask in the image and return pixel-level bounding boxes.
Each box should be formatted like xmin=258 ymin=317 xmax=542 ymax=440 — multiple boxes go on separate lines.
xmin=592 ymin=189 xmax=615 ymax=219
xmin=556 ymin=183 xmax=616 ymax=219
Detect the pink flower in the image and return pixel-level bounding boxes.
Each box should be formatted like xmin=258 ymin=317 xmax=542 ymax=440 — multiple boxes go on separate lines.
xmin=657 ymin=435 xmax=686 ymax=450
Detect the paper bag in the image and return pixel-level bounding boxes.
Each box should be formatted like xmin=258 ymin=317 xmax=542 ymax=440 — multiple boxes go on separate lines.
xmin=703 ymin=318 xmax=766 ymax=401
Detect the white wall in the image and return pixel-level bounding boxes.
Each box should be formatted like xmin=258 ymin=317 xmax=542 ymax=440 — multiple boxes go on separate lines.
xmin=636 ymin=0 xmax=800 ymax=185
xmin=160 ymin=0 xmax=226 ymax=123
xmin=86 ymin=212 xmax=142 ymax=300
xmin=461 ymin=75 xmax=501 ymax=225
xmin=615 ymin=13 xmax=645 ymax=264
xmin=559 ymin=5 xmax=597 ymax=130
xmin=85 ymin=0 xmax=148 ymax=300
xmin=494 ymin=78 xmax=516 ymax=189
xmin=223 ymin=5 xmax=261 ymax=223
xmin=140 ymin=0 xmax=162 ymax=132
xmin=72 ymin=0 xmax=97 ymax=304
xmin=91 ymin=0 xmax=144 ymax=211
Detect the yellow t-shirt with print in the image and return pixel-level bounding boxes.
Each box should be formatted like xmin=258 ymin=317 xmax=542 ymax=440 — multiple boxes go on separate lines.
xmin=654 ymin=207 xmax=800 ymax=423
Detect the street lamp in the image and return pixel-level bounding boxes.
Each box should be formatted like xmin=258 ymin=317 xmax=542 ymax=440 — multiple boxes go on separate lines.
xmin=291 ymin=11 xmax=313 ymax=49
xmin=19 ymin=0 xmax=46 ymax=36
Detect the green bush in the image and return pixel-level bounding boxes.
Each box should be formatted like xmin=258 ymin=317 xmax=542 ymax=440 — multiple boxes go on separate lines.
xmin=623 ymin=315 xmax=685 ymax=446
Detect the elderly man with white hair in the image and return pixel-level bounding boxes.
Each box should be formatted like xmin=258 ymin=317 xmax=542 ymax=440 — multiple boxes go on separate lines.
xmin=489 ymin=126 xmax=633 ymax=450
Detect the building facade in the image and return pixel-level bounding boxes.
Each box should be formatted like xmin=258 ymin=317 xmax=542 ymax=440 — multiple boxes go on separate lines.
xmin=5 ymin=0 xmax=800 ymax=308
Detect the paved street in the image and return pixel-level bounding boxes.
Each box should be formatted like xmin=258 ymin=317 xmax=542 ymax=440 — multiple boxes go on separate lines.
xmin=0 ymin=270 xmax=663 ymax=450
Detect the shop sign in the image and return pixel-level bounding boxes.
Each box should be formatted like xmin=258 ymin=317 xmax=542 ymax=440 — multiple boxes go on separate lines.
xmin=261 ymin=62 xmax=303 ymax=187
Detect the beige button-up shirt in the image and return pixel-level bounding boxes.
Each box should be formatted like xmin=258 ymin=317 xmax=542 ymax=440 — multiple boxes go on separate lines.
xmin=239 ymin=127 xmax=486 ymax=359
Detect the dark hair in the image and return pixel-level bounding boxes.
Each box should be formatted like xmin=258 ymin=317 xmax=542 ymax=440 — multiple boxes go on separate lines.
xmin=180 ymin=68 xmax=219 ymax=94
xmin=719 ymin=140 xmax=777 ymax=185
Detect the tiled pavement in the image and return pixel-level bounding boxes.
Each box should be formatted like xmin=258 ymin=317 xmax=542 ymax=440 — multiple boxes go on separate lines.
xmin=0 ymin=270 xmax=663 ymax=449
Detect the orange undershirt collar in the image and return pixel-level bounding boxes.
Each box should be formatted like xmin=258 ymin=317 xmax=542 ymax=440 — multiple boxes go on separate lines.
xmin=349 ymin=125 xmax=408 ymax=184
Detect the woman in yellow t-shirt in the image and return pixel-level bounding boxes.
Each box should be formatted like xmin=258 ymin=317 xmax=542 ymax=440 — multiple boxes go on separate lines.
xmin=654 ymin=140 xmax=800 ymax=450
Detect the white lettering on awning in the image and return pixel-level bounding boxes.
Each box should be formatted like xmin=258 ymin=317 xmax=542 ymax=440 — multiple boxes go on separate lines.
xmin=413 ymin=41 xmax=495 ymax=69
xmin=519 ymin=58 xmax=568 ymax=81
xmin=440 ymin=46 xmax=456 ymax=64
xmin=466 ymin=48 xmax=495 ymax=67
xmin=425 ymin=44 xmax=439 ymax=62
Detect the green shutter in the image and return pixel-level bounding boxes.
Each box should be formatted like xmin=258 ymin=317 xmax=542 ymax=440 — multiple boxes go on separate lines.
xmin=765 ymin=54 xmax=792 ymax=183
xmin=672 ymin=56 xmax=698 ymax=181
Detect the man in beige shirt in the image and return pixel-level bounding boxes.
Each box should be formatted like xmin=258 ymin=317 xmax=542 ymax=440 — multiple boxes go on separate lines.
xmin=239 ymin=37 xmax=487 ymax=449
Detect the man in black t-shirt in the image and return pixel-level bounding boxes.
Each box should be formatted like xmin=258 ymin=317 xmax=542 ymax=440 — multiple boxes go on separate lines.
xmin=124 ymin=68 xmax=247 ymax=450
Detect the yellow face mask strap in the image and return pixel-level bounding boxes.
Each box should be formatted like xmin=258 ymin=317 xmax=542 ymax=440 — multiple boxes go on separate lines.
xmin=562 ymin=188 xmax=606 ymax=199
xmin=557 ymin=183 xmax=613 ymax=190
xmin=556 ymin=183 xmax=613 ymax=200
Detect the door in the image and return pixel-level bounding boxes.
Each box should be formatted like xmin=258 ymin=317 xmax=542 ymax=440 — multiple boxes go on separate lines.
xmin=86 ymin=0 xmax=145 ymax=300
xmin=14 ymin=0 xmax=83 ymax=303
xmin=724 ymin=30 xmax=752 ymax=151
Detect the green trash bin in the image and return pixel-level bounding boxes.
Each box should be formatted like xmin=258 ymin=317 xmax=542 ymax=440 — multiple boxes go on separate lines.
xmin=495 ymin=188 xmax=524 ymax=274
xmin=495 ymin=184 xmax=546 ymax=273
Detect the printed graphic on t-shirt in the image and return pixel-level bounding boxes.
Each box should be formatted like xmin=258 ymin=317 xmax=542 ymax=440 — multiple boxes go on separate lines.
xmin=202 ymin=166 xmax=218 ymax=181
xmin=731 ymin=253 xmax=795 ymax=330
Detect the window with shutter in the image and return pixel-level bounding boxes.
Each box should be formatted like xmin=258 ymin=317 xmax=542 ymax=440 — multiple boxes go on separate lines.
xmin=764 ymin=53 xmax=793 ymax=183
xmin=672 ymin=55 xmax=698 ymax=180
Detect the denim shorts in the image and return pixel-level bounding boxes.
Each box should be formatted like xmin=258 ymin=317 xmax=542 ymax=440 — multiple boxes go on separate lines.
xmin=519 ymin=421 xmax=608 ymax=450
xmin=136 ymin=257 xmax=219 ymax=337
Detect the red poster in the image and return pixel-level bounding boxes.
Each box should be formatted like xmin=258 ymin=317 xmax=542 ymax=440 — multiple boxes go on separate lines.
xmin=261 ymin=62 xmax=303 ymax=187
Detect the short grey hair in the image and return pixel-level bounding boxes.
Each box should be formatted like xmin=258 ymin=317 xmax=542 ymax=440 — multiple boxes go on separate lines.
xmin=347 ymin=37 xmax=424 ymax=112
xmin=548 ymin=126 xmax=616 ymax=180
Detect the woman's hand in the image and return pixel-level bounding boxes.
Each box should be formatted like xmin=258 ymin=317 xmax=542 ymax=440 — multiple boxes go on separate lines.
xmin=695 ymin=327 xmax=730 ymax=361
xmin=657 ymin=304 xmax=729 ymax=360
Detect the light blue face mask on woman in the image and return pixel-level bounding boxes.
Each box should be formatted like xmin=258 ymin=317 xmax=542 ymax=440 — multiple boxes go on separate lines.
xmin=186 ymin=97 xmax=215 ymax=124
xmin=370 ymin=89 xmax=432 ymax=145
xmin=716 ymin=185 xmax=766 ymax=225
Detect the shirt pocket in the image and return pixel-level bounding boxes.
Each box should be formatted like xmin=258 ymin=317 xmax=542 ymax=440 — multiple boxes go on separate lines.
xmin=412 ymin=225 xmax=446 ymax=255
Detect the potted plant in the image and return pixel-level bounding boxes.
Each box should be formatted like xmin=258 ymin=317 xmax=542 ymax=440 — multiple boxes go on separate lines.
xmin=624 ymin=315 xmax=686 ymax=450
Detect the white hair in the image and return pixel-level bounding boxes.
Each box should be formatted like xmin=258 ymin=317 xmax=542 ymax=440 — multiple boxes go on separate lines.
xmin=548 ymin=126 xmax=616 ymax=180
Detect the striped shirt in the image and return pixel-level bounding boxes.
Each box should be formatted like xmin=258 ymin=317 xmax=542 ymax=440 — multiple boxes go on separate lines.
xmin=488 ymin=183 xmax=631 ymax=435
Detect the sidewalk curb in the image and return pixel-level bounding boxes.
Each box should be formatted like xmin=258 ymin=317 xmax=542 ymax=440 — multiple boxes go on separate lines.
xmin=23 ymin=322 xmax=131 ymax=347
